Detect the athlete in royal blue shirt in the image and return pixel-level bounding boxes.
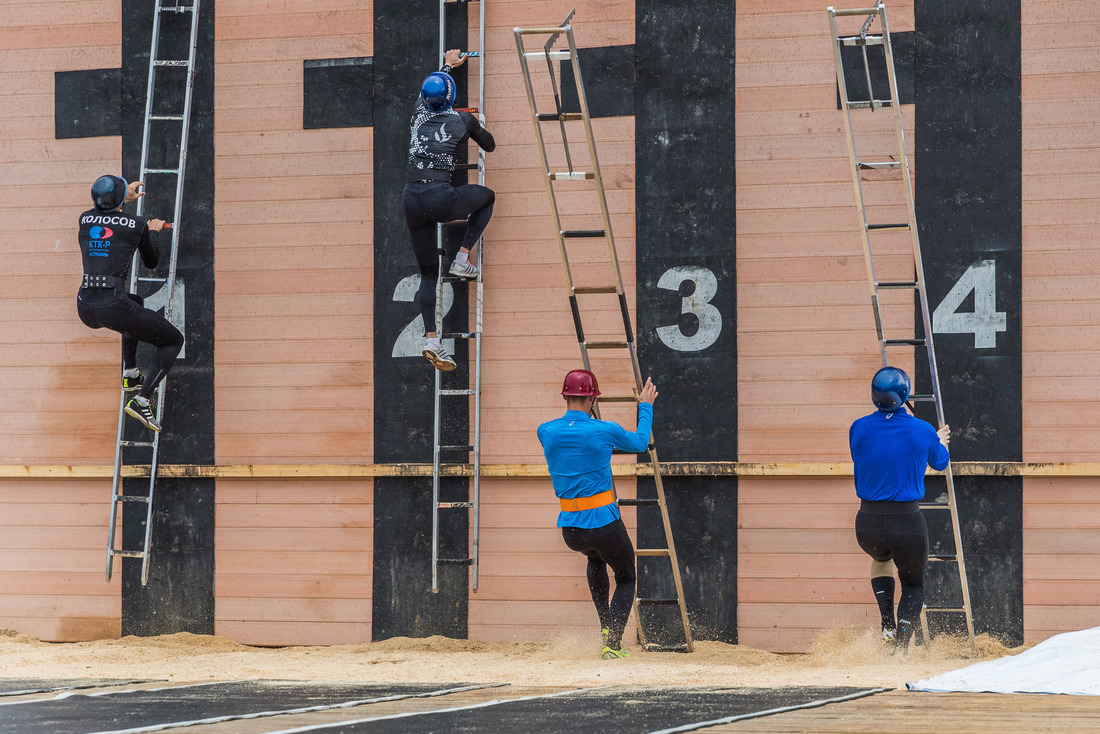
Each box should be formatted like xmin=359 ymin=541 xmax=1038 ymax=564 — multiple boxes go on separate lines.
xmin=849 ymin=366 xmax=950 ymax=654
xmin=537 ymin=369 xmax=656 ymax=660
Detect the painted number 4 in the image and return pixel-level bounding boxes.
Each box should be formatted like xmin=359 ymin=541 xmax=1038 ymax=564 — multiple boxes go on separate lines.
xmin=932 ymin=259 xmax=1006 ymax=349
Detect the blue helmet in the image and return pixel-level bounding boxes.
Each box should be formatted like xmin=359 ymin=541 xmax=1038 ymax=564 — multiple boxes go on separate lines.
xmin=871 ymin=366 xmax=910 ymax=412
xmin=420 ymin=72 xmax=456 ymax=112
xmin=91 ymin=175 xmax=127 ymax=212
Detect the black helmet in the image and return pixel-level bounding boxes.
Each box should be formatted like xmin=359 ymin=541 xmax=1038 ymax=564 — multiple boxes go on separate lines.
xmin=871 ymin=366 xmax=910 ymax=412
xmin=91 ymin=175 xmax=127 ymax=212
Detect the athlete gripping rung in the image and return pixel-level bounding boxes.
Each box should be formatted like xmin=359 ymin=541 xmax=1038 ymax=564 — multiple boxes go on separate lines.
xmin=120 ymin=440 xmax=154 ymax=448
xmin=437 ymin=558 xmax=475 ymax=565
xmin=149 ymin=114 xmax=184 ymax=121
xmin=858 ymin=161 xmax=902 ymax=169
xmin=549 ymin=171 xmax=593 ymax=180
xmin=838 ymin=34 xmax=885 ymax=46
xmin=439 ymin=389 xmax=476 ymax=396
xmin=153 ymin=60 xmax=190 ymax=67
xmin=867 ymin=222 xmax=910 ymax=231
xmin=876 ymin=281 xmax=918 ymax=289
xmin=635 ymin=548 xmax=671 ymax=557
xmin=617 ymin=498 xmax=659 ymax=507
xmin=637 ymin=597 xmax=680 ymax=605
xmin=847 ymin=100 xmax=894 ymax=109
xmin=438 ymin=502 xmax=474 ymax=509
xmin=573 ymin=286 xmax=618 ymax=295
xmin=585 ymin=341 xmax=630 ymax=350
xmin=524 ymin=50 xmax=572 ymax=61
xmin=561 ymin=229 xmax=606 ymax=238
xmin=538 ymin=113 xmax=584 ymax=123
xmin=884 ymin=338 xmax=926 ymax=346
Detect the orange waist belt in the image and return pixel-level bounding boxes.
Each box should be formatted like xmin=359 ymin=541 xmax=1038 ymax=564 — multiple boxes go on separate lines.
xmin=559 ymin=490 xmax=616 ymax=512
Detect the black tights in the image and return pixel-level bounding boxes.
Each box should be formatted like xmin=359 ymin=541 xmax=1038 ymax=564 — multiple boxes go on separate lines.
xmin=855 ymin=509 xmax=928 ymax=642
xmin=561 ymin=517 xmax=637 ymax=649
xmin=402 ymin=181 xmax=495 ymax=333
xmin=77 ymin=292 xmax=184 ymax=400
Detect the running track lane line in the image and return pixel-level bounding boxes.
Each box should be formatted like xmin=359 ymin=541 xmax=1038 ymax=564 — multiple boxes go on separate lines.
xmin=255 ymin=686 xmax=599 ymax=734
xmin=0 ymin=680 xmax=231 ymax=708
xmin=647 ymin=687 xmax=894 ymax=733
xmin=83 ymin=683 xmax=508 ymax=734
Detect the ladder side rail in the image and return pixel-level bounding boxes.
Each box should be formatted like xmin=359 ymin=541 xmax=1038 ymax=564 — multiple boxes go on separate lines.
xmin=649 ymin=447 xmax=695 ymax=651
xmin=470 ymin=0 xmax=485 ymax=593
xmin=878 ymin=5 xmax=974 ymax=643
xmin=106 ymin=393 xmax=129 ymax=580
xmin=828 ymin=9 xmax=888 ymax=362
xmin=135 ymin=0 xmax=165 ymax=221
xmin=431 ymin=366 xmax=443 ymax=592
xmin=565 ymin=29 xmax=625 ymax=296
xmin=139 ymin=434 xmax=163 ymax=585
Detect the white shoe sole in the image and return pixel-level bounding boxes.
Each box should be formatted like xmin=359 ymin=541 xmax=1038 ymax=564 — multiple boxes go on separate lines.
xmin=422 ymin=349 xmax=457 ymax=372
xmin=124 ymin=404 xmax=162 ymax=432
xmin=448 ymin=267 xmax=479 ymax=279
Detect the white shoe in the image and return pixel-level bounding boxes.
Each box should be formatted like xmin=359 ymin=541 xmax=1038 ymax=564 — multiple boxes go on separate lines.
xmin=422 ymin=342 xmax=457 ymax=372
xmin=448 ymin=260 xmax=479 ymax=279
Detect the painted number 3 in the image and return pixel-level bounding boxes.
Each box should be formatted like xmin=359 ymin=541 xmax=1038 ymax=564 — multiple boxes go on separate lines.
xmin=932 ymin=259 xmax=1007 ymax=349
xmin=656 ymin=266 xmax=722 ymax=352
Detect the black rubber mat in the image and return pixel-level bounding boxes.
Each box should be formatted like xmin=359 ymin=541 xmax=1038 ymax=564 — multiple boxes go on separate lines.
xmin=0 ymin=680 xmax=489 ymax=734
xmin=296 ymin=685 xmax=888 ymax=734
xmin=0 ymin=679 xmax=159 ymax=697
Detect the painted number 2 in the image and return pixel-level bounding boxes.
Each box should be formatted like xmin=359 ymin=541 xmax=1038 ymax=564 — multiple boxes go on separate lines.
xmin=656 ymin=266 xmax=722 ymax=352
xmin=392 ymin=275 xmax=454 ymax=358
xmin=932 ymin=259 xmax=1007 ymax=349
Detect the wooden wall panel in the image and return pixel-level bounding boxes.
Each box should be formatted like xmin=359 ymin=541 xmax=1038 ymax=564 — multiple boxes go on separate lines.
xmin=214 ymin=0 xmax=373 ymax=465
xmin=215 ymin=478 xmax=372 ymax=645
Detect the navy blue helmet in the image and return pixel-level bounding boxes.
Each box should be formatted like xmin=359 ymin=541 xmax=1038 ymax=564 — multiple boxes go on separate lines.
xmin=91 ymin=175 xmax=128 ymax=212
xmin=871 ymin=366 xmax=910 ymax=412
xmin=420 ymin=72 xmax=456 ymax=112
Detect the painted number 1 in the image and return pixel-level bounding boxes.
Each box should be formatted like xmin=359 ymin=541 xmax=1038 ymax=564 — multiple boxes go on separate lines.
xmin=932 ymin=259 xmax=1007 ymax=349
xmin=656 ymin=266 xmax=722 ymax=352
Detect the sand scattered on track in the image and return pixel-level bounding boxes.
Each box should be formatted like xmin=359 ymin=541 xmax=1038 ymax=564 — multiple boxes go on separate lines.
xmin=0 ymin=627 xmax=1029 ymax=690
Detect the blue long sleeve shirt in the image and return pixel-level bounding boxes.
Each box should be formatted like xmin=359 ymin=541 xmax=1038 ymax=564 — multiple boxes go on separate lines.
xmin=537 ymin=404 xmax=653 ymax=529
xmin=849 ymin=408 xmax=950 ymax=502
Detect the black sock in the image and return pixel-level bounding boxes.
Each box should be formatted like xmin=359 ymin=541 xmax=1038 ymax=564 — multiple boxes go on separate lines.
xmin=871 ymin=576 xmax=896 ymax=631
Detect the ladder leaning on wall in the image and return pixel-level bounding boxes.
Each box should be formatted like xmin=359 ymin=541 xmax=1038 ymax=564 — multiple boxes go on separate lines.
xmin=106 ymin=0 xmax=198 ymax=585
xmin=827 ymin=1 xmax=975 ymax=643
xmin=514 ymin=15 xmax=694 ymax=652
xmin=430 ymin=0 xmax=487 ymax=594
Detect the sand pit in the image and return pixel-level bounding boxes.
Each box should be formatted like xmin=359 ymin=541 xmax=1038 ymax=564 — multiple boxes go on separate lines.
xmin=0 ymin=627 xmax=1027 ymax=690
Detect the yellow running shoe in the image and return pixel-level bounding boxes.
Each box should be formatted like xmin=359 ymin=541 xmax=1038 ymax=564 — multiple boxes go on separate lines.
xmin=600 ymin=646 xmax=629 ymax=660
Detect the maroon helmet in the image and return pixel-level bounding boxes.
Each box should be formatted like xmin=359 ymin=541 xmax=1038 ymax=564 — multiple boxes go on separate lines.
xmin=561 ymin=369 xmax=601 ymax=397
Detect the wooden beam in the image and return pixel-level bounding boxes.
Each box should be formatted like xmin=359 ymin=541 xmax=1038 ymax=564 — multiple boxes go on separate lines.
xmin=4 ymin=461 xmax=1100 ymax=479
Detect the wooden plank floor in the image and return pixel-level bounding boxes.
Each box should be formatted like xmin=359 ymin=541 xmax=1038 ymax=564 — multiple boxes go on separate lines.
xmin=722 ymin=690 xmax=1100 ymax=733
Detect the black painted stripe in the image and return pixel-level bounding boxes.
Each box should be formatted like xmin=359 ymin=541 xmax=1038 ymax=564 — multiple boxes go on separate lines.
xmin=914 ymin=0 xmax=1022 ymax=644
xmin=54 ymin=68 xmax=121 ymax=139
xmin=636 ymin=2 xmax=737 ymax=643
xmin=119 ymin=0 xmax=215 ymax=635
xmin=371 ymin=0 xmax=468 ymax=639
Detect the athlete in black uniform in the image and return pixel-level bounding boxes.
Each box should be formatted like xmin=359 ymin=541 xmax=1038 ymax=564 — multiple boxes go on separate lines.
xmin=404 ymin=48 xmax=496 ymax=371
xmin=77 ymin=175 xmax=184 ymax=432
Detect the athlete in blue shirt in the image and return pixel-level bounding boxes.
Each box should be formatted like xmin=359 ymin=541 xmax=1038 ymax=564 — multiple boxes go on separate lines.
xmin=537 ymin=369 xmax=657 ymax=660
xmin=849 ymin=366 xmax=950 ymax=653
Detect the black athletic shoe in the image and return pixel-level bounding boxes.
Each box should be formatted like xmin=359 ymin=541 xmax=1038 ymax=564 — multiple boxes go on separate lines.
xmin=124 ymin=399 xmax=161 ymax=432
xmin=122 ymin=372 xmax=144 ymax=393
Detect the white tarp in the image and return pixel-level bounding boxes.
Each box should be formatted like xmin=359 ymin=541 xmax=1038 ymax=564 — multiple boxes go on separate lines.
xmin=907 ymin=627 xmax=1100 ymax=695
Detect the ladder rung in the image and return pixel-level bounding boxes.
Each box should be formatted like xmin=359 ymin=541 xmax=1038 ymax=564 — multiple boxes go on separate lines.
xmin=838 ymin=34 xmax=885 ymax=47
xmin=561 ymin=230 xmax=606 ymax=238
xmin=438 ymin=444 xmax=474 ymax=452
xmin=137 ymin=277 xmax=168 ymax=283
xmin=858 ymin=161 xmax=901 ymax=170
xmin=617 ymin=498 xmax=659 ymax=507
xmin=875 ymin=281 xmax=917 ymax=289
xmin=585 ymin=341 xmax=630 ymax=350
xmin=642 ymin=643 xmax=692 ymax=652
xmin=549 ymin=171 xmax=593 ymax=180
xmin=909 ymin=393 xmax=936 ymax=402
xmin=438 ymin=502 xmax=474 ymax=509
xmin=884 ymin=338 xmax=926 ymax=346
xmin=928 ymin=554 xmax=958 ymax=562
xmin=116 ymin=495 xmax=150 ymax=503
xmin=154 ymin=60 xmax=190 ymax=67
xmin=144 ymin=168 xmax=180 ymax=175
xmin=596 ymin=395 xmax=636 ymax=403
xmin=525 ymin=50 xmax=572 ymax=62
xmin=437 ymin=558 xmax=475 ymax=566
xmin=832 ymin=6 xmax=884 ymax=18
xmin=149 ymin=114 xmax=185 ymax=121
xmin=573 ymin=286 xmax=619 ymax=295
xmin=637 ymin=597 xmax=680 ymax=605
xmin=537 ymin=112 xmax=584 ymax=122
xmin=109 ymin=550 xmax=145 ymax=558
xmin=120 ymin=441 xmax=155 ymax=448
xmin=160 ymin=4 xmax=195 ymax=11
xmin=439 ymin=389 xmax=476 ymax=396
xmin=456 ymin=163 xmax=480 ymax=171
xmin=846 ymin=100 xmax=894 ymax=110
xmin=441 ymin=332 xmax=479 ymax=339
xmin=919 ymin=502 xmax=951 ymax=509
xmin=867 ymin=223 xmax=910 ymax=231
xmin=635 ymin=548 xmax=671 ymax=557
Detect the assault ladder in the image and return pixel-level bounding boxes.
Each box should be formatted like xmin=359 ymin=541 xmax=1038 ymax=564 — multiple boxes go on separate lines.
xmin=828 ymin=1 xmax=974 ymax=643
xmin=515 ymin=16 xmax=694 ymax=652
xmin=430 ymin=0 xmax=487 ymax=594
xmin=106 ymin=0 xmax=199 ymax=585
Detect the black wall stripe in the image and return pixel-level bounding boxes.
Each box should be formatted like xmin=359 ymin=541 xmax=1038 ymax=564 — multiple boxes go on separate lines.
xmin=915 ymin=1 xmax=1022 ymax=644
xmin=303 ymin=58 xmax=374 ymax=129
xmin=54 ymin=68 xmax=121 ymax=139
xmin=371 ymin=0 xmax=468 ymax=640
xmin=636 ymin=1 xmax=738 ymax=643
xmin=120 ymin=0 xmax=216 ymax=635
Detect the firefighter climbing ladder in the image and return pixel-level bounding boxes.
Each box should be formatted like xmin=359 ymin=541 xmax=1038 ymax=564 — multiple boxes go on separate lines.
xmin=827 ymin=2 xmax=975 ymax=643
xmin=106 ymin=0 xmax=199 ymax=585
xmin=514 ymin=16 xmax=694 ymax=652
xmin=430 ymin=0 xmax=487 ymax=594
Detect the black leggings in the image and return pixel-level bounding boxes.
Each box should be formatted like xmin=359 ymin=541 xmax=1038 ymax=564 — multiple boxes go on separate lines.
xmin=855 ymin=509 xmax=928 ymax=632
xmin=77 ymin=292 xmax=184 ymax=400
xmin=402 ymin=181 xmax=495 ymax=333
xmin=561 ymin=516 xmax=636 ymax=649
